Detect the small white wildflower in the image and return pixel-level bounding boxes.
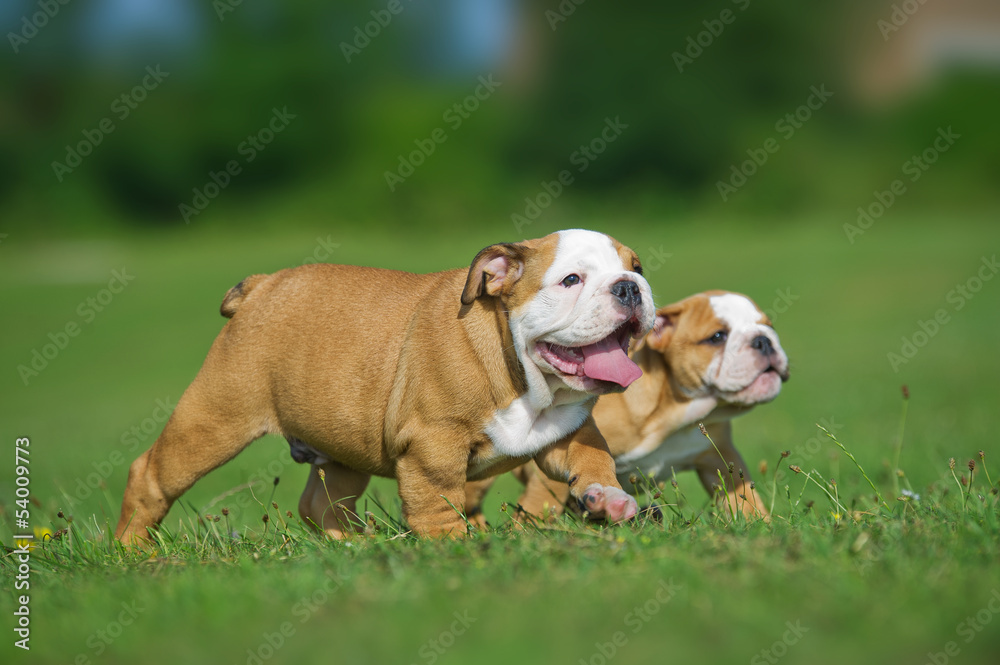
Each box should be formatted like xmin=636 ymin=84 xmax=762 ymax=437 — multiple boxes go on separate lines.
xmin=900 ymin=489 xmax=921 ymax=501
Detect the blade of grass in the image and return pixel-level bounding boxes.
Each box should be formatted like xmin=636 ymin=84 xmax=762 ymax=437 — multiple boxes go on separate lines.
xmin=818 ymin=424 xmax=890 ymax=512
xmin=891 ymin=386 xmax=910 ymax=498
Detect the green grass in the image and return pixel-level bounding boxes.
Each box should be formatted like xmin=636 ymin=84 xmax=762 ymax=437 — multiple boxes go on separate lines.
xmin=2 ymin=213 xmax=999 ymax=664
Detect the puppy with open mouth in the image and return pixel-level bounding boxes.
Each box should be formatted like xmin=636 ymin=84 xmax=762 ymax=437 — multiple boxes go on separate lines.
xmin=465 ymin=290 xmax=790 ymax=522
xmin=115 ymin=230 xmax=655 ymax=542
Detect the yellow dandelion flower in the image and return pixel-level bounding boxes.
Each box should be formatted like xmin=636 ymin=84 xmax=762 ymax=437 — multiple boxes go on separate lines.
xmin=14 ymin=527 xmax=52 ymax=551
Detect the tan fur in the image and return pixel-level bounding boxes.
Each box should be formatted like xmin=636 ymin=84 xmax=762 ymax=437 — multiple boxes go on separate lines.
xmin=612 ymin=242 xmax=644 ymax=276
xmin=116 ymin=234 xmax=637 ymax=543
xmin=466 ymin=291 xmax=783 ymax=522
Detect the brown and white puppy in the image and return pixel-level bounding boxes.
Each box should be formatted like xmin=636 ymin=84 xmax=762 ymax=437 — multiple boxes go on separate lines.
xmin=115 ymin=230 xmax=655 ymax=543
xmin=465 ymin=290 xmax=789 ymax=522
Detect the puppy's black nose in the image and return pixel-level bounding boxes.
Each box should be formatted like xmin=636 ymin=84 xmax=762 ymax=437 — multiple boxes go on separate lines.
xmin=750 ymin=335 xmax=774 ymax=355
xmin=610 ymin=280 xmax=642 ymax=309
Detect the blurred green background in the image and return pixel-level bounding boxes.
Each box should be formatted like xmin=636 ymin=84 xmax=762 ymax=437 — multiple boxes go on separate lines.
xmin=2 ymin=1 xmax=1000 ymax=664
xmin=1 ymin=0 xmax=997 ymax=231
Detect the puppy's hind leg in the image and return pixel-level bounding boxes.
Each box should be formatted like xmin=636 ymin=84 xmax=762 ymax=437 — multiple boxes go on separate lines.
xmin=298 ymin=461 xmax=371 ymax=539
xmin=115 ymin=378 xmax=271 ymax=545
xmin=515 ymin=461 xmax=570 ymax=520
xmin=462 ymin=478 xmax=496 ymax=530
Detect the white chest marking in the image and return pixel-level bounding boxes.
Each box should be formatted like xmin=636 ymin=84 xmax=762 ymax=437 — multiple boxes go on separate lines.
xmin=485 ymin=395 xmax=591 ymax=458
xmin=616 ymin=397 xmax=718 ymax=463
xmin=615 ymin=426 xmax=713 ymax=487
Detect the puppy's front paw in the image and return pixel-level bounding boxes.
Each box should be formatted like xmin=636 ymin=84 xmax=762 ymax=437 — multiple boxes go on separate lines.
xmin=580 ymin=483 xmax=638 ymax=522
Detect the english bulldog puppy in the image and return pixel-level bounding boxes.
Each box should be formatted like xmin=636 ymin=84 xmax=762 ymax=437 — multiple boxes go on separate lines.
xmin=115 ymin=230 xmax=655 ymax=543
xmin=465 ymin=290 xmax=789 ymax=522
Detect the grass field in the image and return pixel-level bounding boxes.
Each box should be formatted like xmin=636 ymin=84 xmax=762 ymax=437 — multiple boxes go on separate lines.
xmin=2 ymin=213 xmax=999 ymax=665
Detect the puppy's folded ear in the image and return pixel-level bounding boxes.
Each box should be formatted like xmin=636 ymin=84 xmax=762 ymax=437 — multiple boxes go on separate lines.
xmin=643 ymin=303 xmax=683 ymax=351
xmin=461 ymin=242 xmax=526 ymax=305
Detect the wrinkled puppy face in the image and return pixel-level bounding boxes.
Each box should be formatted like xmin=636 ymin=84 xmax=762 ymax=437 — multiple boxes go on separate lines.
xmin=646 ymin=291 xmax=789 ymax=406
xmin=462 ymin=230 xmax=655 ymax=400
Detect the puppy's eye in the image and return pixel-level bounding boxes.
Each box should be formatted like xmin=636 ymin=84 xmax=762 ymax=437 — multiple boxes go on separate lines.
xmin=705 ymin=330 xmax=728 ymax=344
xmin=561 ymin=274 xmax=581 ymax=287
xmin=633 ymin=264 xmax=644 ymax=276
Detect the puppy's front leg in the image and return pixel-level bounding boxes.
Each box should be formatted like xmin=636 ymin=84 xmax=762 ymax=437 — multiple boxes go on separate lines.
xmin=534 ymin=418 xmax=637 ymax=522
xmin=396 ymin=432 xmax=472 ymax=537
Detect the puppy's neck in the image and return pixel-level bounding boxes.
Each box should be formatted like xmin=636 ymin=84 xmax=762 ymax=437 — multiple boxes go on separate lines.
xmin=622 ymin=345 xmax=720 ymax=434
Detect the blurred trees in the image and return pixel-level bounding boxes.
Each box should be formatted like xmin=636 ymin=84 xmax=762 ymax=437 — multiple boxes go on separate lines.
xmin=1 ymin=0 xmax=996 ymax=231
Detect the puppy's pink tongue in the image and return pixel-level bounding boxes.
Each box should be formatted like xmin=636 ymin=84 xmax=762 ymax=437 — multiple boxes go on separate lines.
xmin=580 ymin=336 xmax=642 ymax=388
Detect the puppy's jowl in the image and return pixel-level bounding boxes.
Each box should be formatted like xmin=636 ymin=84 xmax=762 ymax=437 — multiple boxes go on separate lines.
xmin=116 ymin=230 xmax=654 ymax=542
xmin=467 ymin=290 xmax=790 ymax=521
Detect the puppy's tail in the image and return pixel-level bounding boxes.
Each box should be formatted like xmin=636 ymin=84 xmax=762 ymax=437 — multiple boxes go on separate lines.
xmin=220 ymin=274 xmax=268 ymax=318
